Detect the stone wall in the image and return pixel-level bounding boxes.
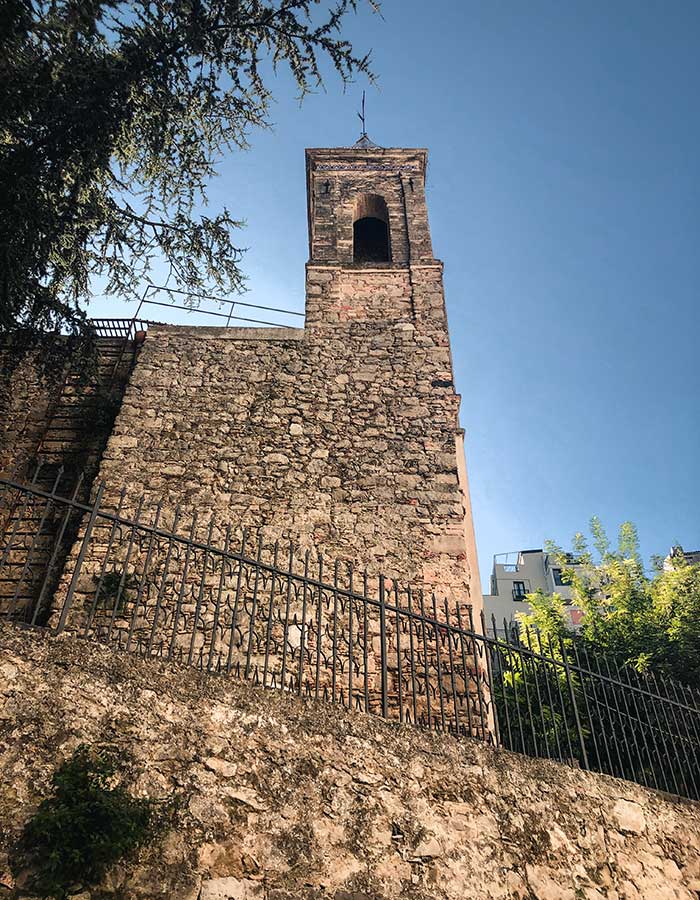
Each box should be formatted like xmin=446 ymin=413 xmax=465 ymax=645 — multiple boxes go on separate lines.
xmin=0 ymin=339 xmax=135 ymax=488
xmin=88 ymin=264 xmax=476 ymax=606
xmin=63 ymin=142 xmax=481 ymax=615
xmin=0 ymin=339 xmax=136 ymax=618
xmin=0 ymin=347 xmax=61 ymax=485
xmin=1 ymin=625 xmax=700 ymax=900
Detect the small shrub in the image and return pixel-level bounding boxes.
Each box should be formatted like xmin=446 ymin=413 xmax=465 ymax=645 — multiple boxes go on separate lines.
xmin=95 ymin=570 xmax=134 ymax=615
xmin=11 ymin=745 xmax=162 ymax=899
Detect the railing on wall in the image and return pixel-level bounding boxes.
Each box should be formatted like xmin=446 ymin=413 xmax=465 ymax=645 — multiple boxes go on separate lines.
xmin=89 ymin=283 xmax=305 ymax=339
xmin=88 ymin=283 xmax=306 ymax=393
xmin=1 ymin=471 xmax=698 ymax=800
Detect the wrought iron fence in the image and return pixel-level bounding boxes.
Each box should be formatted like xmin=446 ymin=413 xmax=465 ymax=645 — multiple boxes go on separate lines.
xmin=1 ymin=471 xmax=698 ymax=800
xmin=486 ymin=624 xmax=700 ymax=799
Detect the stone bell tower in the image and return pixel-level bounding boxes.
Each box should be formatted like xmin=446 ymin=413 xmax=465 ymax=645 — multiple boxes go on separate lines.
xmin=305 ymin=140 xmax=437 ymax=325
xmin=50 ymin=134 xmax=483 ymax=622
xmin=303 ymin=136 xmax=483 ymax=612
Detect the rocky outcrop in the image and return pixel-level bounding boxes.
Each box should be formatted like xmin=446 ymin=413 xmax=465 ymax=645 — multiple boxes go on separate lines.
xmin=1 ymin=625 xmax=699 ymax=899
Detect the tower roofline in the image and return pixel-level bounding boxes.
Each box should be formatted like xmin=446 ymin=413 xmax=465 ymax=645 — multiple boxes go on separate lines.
xmin=305 ymin=146 xmax=428 ymax=178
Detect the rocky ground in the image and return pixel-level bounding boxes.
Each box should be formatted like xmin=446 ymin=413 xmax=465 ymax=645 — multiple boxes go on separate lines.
xmin=1 ymin=624 xmax=699 ymax=900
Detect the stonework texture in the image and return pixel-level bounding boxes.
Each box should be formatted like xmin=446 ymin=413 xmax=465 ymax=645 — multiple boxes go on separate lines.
xmin=0 ymin=339 xmax=134 ymax=615
xmin=0 ymin=339 xmax=133 ymax=486
xmin=2 ymin=626 xmax=700 ymax=900
xmin=72 ymin=144 xmax=482 ymax=615
xmin=0 ymin=349 xmax=59 ymax=486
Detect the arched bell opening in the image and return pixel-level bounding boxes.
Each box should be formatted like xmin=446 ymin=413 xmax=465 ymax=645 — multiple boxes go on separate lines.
xmin=353 ymin=194 xmax=391 ymax=263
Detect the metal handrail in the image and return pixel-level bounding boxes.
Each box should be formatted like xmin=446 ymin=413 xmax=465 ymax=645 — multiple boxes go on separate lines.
xmin=89 ymin=283 xmax=305 ymax=390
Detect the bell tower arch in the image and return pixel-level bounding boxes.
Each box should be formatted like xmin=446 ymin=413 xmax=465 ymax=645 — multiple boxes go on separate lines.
xmin=353 ymin=193 xmax=391 ymax=263
xmin=304 ymin=138 xmax=444 ymax=326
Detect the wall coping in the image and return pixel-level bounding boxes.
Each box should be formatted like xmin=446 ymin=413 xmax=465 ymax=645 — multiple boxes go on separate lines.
xmin=147 ymin=325 xmax=305 ymax=342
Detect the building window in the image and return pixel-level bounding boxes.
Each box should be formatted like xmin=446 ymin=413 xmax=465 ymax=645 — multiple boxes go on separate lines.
xmin=552 ymin=568 xmax=565 ymax=586
xmin=512 ymin=581 xmax=527 ymax=600
xmin=353 ymin=193 xmax=391 ymax=263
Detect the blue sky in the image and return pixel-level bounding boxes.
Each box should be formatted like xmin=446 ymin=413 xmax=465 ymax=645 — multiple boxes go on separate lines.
xmin=93 ymin=0 xmax=700 ymax=585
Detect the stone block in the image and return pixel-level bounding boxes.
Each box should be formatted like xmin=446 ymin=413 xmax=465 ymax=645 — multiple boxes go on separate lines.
xmin=200 ymin=878 xmax=263 ymax=900
xmin=204 ymin=757 xmax=238 ymax=777
xmin=109 ymin=435 xmax=138 ymax=449
xmin=613 ymin=799 xmax=646 ymax=834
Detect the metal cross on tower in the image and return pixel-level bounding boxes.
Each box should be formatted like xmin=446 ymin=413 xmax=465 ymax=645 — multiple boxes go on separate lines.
xmin=357 ymin=90 xmax=367 ymax=137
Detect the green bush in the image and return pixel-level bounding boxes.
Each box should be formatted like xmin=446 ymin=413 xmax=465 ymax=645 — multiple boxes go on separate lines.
xmin=95 ymin=570 xmax=135 ymax=616
xmin=11 ymin=745 xmax=161 ymax=899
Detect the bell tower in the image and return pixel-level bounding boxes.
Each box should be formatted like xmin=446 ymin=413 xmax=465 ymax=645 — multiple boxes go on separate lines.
xmin=306 ymin=139 xmax=434 ymax=264
xmin=305 ymin=138 xmax=444 ymax=326
xmin=303 ymin=135 xmax=484 ymax=615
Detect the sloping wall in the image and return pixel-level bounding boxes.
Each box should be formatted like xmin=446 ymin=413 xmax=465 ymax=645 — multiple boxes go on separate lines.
xmin=1 ymin=625 xmax=699 ymax=900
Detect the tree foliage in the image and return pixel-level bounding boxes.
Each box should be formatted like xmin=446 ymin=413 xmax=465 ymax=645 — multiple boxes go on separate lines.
xmin=518 ymin=518 xmax=700 ymax=689
xmin=0 ymin=0 xmax=377 ymax=355
xmin=10 ymin=745 xmax=165 ymax=899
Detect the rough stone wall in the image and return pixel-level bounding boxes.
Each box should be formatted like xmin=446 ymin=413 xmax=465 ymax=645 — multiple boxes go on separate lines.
xmin=2 ymin=626 xmax=700 ymax=900
xmin=86 ymin=270 xmax=471 ymax=605
xmin=66 ymin=143 xmax=472 ymax=603
xmin=0 ymin=339 xmax=135 ymax=488
xmin=0 ymin=347 xmax=62 ymax=484
xmin=78 ymin=154 xmax=474 ymax=608
xmin=0 ymin=340 xmax=137 ymax=619
xmin=3 ymin=144 xmax=480 ymax=618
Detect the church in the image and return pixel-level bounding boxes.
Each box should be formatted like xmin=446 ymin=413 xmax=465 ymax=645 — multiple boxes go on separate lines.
xmin=0 ymin=137 xmax=487 ymax=726
xmin=64 ymin=135 xmax=484 ymax=613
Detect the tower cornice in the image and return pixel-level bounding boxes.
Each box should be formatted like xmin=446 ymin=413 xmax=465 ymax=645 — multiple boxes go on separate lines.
xmin=306 ymin=146 xmax=428 ymax=179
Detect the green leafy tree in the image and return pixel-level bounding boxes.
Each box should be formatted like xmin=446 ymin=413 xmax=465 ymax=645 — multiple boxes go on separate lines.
xmin=10 ymin=745 xmax=166 ymax=899
xmin=0 ymin=0 xmax=377 ymax=360
xmin=489 ymin=523 xmax=700 ymax=793
xmin=518 ymin=519 xmax=700 ymax=688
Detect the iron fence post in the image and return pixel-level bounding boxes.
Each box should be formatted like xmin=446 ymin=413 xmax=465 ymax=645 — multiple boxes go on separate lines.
xmin=56 ymin=481 xmax=105 ymax=634
xmin=379 ymin=574 xmax=388 ymax=718
xmin=559 ymin=635 xmax=590 ymax=770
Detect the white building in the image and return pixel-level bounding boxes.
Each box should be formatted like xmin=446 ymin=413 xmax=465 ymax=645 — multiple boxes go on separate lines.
xmin=665 ymin=546 xmax=700 ymax=570
xmin=482 ymin=548 xmax=583 ymax=632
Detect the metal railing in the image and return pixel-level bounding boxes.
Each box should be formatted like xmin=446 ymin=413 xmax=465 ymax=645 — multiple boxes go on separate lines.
xmin=488 ymin=623 xmax=700 ymax=798
xmin=88 ymin=318 xmax=153 ymax=340
xmin=1 ymin=471 xmax=698 ymax=800
xmin=89 ymin=284 xmax=304 ymax=339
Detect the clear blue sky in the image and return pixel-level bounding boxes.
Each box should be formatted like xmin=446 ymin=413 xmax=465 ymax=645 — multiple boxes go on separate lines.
xmin=93 ymin=0 xmax=700 ymax=584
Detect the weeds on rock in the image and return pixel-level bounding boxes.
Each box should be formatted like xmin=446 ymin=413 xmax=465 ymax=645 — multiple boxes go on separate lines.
xmin=10 ymin=745 xmax=165 ymax=899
